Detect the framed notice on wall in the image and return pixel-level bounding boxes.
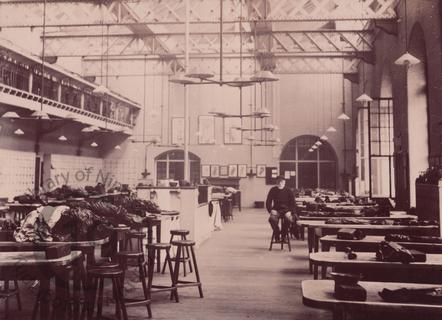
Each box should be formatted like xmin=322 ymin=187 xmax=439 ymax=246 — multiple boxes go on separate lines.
xmin=220 ymin=165 xmax=228 ymax=176
xmin=201 ymin=165 xmax=210 ymax=177
xmin=238 ymin=164 xmax=247 ymax=178
xmin=211 ymin=165 xmax=220 ymax=177
xmin=198 ymin=115 xmax=215 ymax=144
xmin=228 ymin=164 xmax=238 ymax=177
xmin=256 ymin=164 xmax=266 ymax=178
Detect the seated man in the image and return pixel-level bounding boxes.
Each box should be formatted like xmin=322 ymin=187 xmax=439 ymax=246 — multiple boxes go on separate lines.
xmin=266 ymin=175 xmax=295 ymax=242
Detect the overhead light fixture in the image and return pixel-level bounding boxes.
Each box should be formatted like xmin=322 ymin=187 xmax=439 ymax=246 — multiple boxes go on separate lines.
xmin=81 ymin=125 xmax=99 ymax=133
xmin=90 ymin=141 xmax=98 ymax=147
xmin=169 ymin=73 xmax=195 ymax=85
xmin=228 ymin=77 xmax=255 ymax=88
xmin=320 ymin=135 xmax=328 ymax=141
xmin=308 ymin=148 xmax=313 ymax=152
xmin=395 ymin=52 xmax=420 ymax=66
xmin=185 ymin=71 xmax=214 ymax=80
xmin=208 ymin=110 xmax=227 ymax=117
xmin=356 ymin=93 xmax=373 ymax=102
xmin=395 ymin=0 xmax=420 ymax=66
xmin=92 ymin=84 xmax=110 ymax=96
xmin=58 ymin=135 xmax=67 ymax=141
xmin=311 ymin=145 xmax=318 ymax=150
xmin=253 ymin=108 xmax=271 ymax=118
xmin=14 ymin=128 xmax=24 ymax=135
xmin=31 ymin=110 xmax=50 ymax=119
xmin=337 ymin=113 xmax=350 ymax=120
xmin=250 ymin=70 xmax=279 ymax=82
xmin=326 ymin=126 xmax=337 ymax=133
xmin=315 ymin=141 xmax=322 ymax=146
xmin=114 ymin=145 xmax=121 ymax=150
xmin=2 ymin=111 xmax=20 ymax=119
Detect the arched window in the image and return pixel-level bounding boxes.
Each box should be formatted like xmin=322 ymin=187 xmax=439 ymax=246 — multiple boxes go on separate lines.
xmin=279 ymin=135 xmax=337 ymax=189
xmin=155 ymin=150 xmax=201 ymax=184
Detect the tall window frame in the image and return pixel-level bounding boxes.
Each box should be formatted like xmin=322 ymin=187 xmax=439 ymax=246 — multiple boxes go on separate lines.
xmin=279 ymin=135 xmax=338 ymax=189
xmin=155 ymin=150 xmax=201 ymax=184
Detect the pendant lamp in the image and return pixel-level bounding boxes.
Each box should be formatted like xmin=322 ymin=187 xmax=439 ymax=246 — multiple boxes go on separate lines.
xmin=326 ymin=126 xmax=337 ymax=132
xmin=395 ymin=0 xmax=420 ymax=66
xmin=58 ymin=135 xmax=67 ymax=141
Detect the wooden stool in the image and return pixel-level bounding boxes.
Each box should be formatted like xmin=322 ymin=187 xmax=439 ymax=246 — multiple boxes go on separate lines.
xmin=1 ymin=280 xmax=21 ymax=319
xmin=162 ymin=230 xmax=193 ymax=277
xmin=171 ymin=240 xmax=203 ymax=299
xmin=146 ymin=243 xmax=178 ymax=302
xmin=116 ymin=251 xmax=152 ymax=318
xmin=269 ymin=216 xmax=292 ymax=252
xmin=124 ymin=231 xmax=146 ymax=252
xmin=87 ymin=268 xmax=128 ymax=320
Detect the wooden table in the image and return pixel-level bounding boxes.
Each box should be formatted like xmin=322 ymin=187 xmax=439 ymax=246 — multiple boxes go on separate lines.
xmin=309 ymin=251 xmax=442 ymax=281
xmin=302 ymin=280 xmax=442 ymax=320
xmin=0 ymin=250 xmax=84 ymax=320
xmin=298 ymin=220 xmax=439 ymax=254
xmin=0 ymin=238 xmax=109 ymax=266
xmin=297 ymin=215 xmax=417 ymax=240
xmin=320 ymin=235 xmax=442 ymax=253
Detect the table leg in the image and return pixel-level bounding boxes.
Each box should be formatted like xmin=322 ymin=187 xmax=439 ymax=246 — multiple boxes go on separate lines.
xmin=54 ymin=268 xmax=69 ymax=320
xmin=300 ymin=225 xmax=305 ymax=241
xmin=313 ymin=263 xmax=318 ymax=280
xmin=307 ymin=227 xmax=314 ymax=253
xmin=321 ymin=265 xmax=327 ymax=279
xmin=39 ymin=278 xmax=51 ymax=320
xmin=156 ymin=223 xmax=161 ymax=272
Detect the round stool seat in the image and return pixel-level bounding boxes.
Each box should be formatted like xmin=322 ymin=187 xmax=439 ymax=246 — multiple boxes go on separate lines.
xmin=88 ymin=268 xmax=123 ymax=277
xmin=117 ymin=251 xmax=144 ymax=258
xmin=147 ymin=243 xmax=171 ymax=250
xmin=87 ymin=261 xmax=120 ymax=270
xmin=171 ymin=240 xmax=195 ymax=246
xmin=127 ymin=231 xmax=146 ymax=238
xmin=170 ymin=229 xmax=190 ymax=236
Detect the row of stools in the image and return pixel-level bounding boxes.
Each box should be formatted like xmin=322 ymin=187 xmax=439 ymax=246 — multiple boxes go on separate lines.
xmin=86 ymin=228 xmax=203 ymax=320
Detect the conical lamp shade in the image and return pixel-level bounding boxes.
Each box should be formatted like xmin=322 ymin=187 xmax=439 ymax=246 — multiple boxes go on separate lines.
xmin=81 ymin=125 xmax=99 ymax=133
xmin=315 ymin=141 xmax=322 ymax=146
xmin=250 ymin=70 xmax=279 ymax=82
xmin=312 ymin=145 xmax=318 ymax=150
xmin=90 ymin=141 xmax=98 ymax=147
xmin=14 ymin=128 xmax=24 ymax=135
xmin=338 ymin=113 xmax=350 ymax=120
xmin=394 ymin=52 xmax=420 ymax=66
xmin=326 ymin=126 xmax=337 ymax=133
xmin=2 ymin=111 xmax=20 ymax=119
xmin=58 ymin=135 xmax=68 ymax=141
xmin=169 ymin=73 xmax=195 ymax=85
xmin=320 ymin=135 xmax=328 ymax=141
xmin=93 ymin=84 xmax=110 ymax=96
xmin=356 ymin=93 xmax=373 ymax=102
xmin=308 ymin=148 xmax=313 ymax=152
xmin=228 ymin=77 xmax=255 ymax=87
xmin=31 ymin=110 xmax=50 ymax=119
xmin=114 ymin=145 xmax=121 ymax=150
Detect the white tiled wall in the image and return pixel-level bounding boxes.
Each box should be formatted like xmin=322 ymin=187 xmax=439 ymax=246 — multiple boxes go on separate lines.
xmin=103 ymin=158 xmax=142 ymax=189
xmin=50 ymin=155 xmax=104 ymax=189
xmin=0 ymin=150 xmax=35 ymax=200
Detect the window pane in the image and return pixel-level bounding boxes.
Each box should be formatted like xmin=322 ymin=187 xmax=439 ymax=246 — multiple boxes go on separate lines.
xmin=190 ymin=161 xmax=201 ymax=184
xmin=169 ymin=162 xmax=184 ymax=181
xmin=320 ymin=162 xmax=336 ymax=189
xmin=157 ymin=162 xmax=167 ymax=180
xmin=298 ymin=163 xmax=318 ymax=189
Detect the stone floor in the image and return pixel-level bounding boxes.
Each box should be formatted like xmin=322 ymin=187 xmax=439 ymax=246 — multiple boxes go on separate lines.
xmin=5 ymin=208 xmax=331 ymax=319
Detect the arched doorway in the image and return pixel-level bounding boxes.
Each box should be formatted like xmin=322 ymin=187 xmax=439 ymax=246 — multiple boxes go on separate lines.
xmin=279 ymin=135 xmax=338 ymax=189
xmin=407 ymin=23 xmax=429 ymax=207
xmin=155 ymin=150 xmax=201 ymax=184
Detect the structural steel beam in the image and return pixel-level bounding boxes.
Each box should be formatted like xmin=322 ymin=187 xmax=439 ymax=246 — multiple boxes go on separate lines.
xmin=0 ymin=0 xmax=399 ymax=28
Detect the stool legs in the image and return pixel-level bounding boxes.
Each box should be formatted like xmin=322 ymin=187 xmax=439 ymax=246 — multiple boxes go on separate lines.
xmin=172 ymin=244 xmax=203 ymax=299
xmin=162 ymin=234 xmax=193 ymax=276
xmin=148 ymin=246 xmax=178 ymax=303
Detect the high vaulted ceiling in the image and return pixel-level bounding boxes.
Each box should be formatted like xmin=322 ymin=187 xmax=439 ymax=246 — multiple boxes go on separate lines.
xmin=0 ymin=0 xmax=399 ymax=76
